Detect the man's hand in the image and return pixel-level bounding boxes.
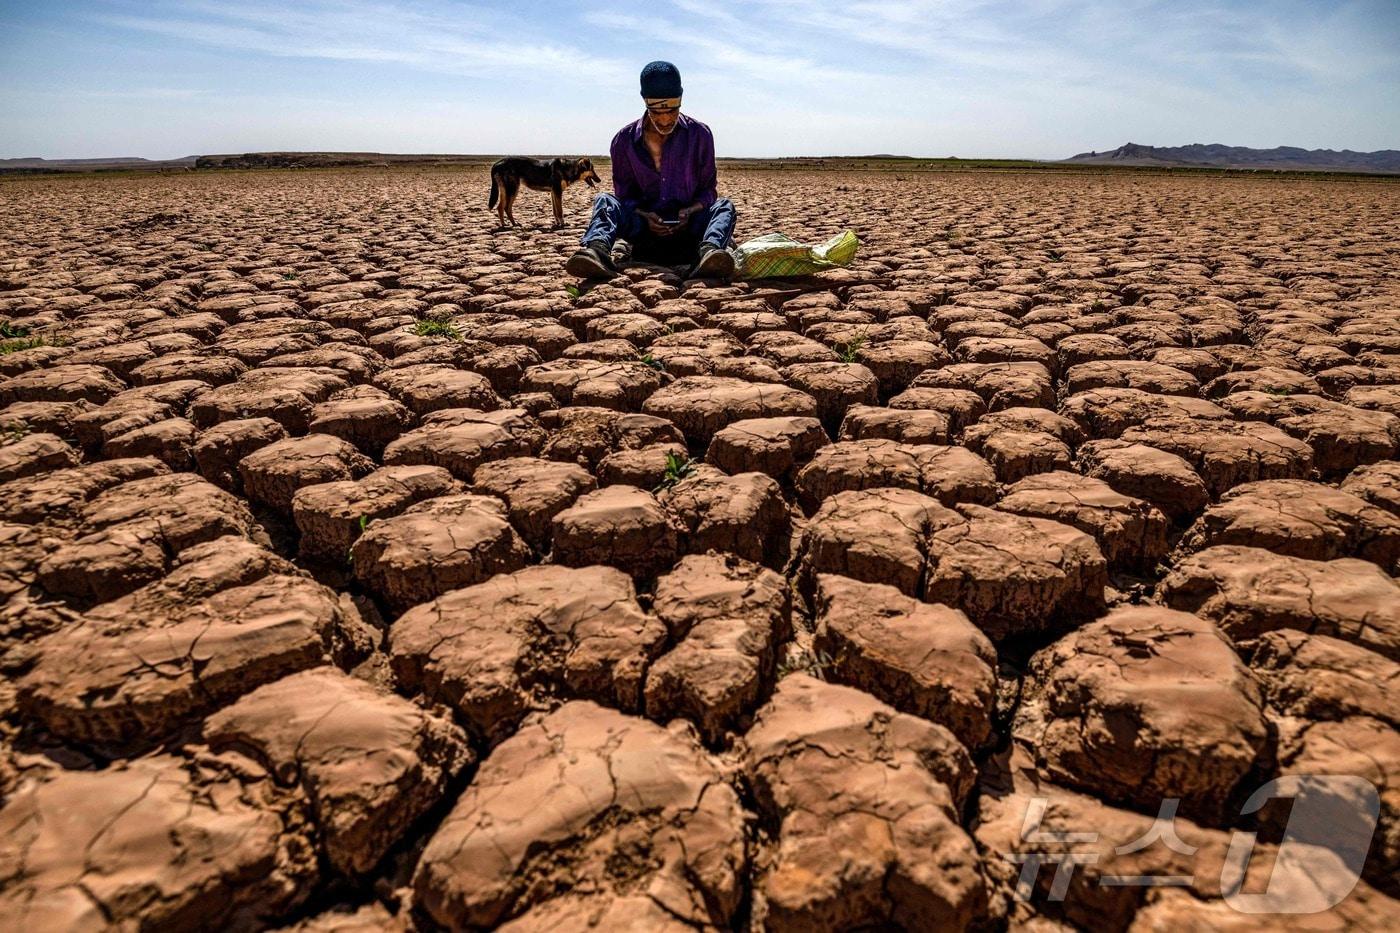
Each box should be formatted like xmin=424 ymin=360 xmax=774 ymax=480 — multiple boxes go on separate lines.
xmin=638 ymin=210 xmax=677 ymax=238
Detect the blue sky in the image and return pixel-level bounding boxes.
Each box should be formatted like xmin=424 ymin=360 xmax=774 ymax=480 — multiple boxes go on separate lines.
xmin=2 ymin=0 xmax=1397 ymax=159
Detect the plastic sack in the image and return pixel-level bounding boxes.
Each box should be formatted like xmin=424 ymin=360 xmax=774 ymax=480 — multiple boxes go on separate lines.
xmin=732 ymin=229 xmax=860 ymax=279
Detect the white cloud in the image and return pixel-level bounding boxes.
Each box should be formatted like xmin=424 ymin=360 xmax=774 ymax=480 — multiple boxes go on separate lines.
xmin=96 ymin=0 xmax=632 ymax=82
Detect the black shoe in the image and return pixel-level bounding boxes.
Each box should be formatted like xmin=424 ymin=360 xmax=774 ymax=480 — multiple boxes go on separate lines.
xmin=690 ymin=243 xmax=735 ymax=280
xmin=566 ymin=243 xmax=615 ymax=280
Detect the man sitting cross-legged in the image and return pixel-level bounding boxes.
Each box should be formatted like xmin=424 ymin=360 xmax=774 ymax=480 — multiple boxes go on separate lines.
xmin=567 ymin=60 xmax=737 ymax=281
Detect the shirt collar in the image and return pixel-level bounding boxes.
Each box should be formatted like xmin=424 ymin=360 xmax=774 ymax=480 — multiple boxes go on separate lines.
xmin=630 ymin=112 xmax=689 ymax=143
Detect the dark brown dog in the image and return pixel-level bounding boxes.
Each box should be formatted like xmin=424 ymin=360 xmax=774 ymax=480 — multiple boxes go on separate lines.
xmin=488 ymin=157 xmax=600 ymax=228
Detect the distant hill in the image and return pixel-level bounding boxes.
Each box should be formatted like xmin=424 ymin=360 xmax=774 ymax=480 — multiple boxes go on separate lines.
xmin=1065 ymin=142 xmax=1400 ymax=174
xmin=0 ymin=156 xmax=198 ymax=173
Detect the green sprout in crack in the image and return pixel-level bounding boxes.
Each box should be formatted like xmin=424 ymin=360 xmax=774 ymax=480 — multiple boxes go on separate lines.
xmin=0 ymin=336 xmax=49 ymax=354
xmin=564 ymin=284 xmax=581 ymax=299
xmin=347 ymin=514 xmax=374 ymax=564
xmin=835 ymin=328 xmax=869 ymax=364
xmin=653 ymin=452 xmax=697 ymax=493
xmin=1 ymin=421 xmax=31 ymax=444
xmin=412 ymin=318 xmax=462 ymax=340
xmin=0 ymin=322 xmax=31 ymax=339
xmin=636 ymin=352 xmax=666 ymax=372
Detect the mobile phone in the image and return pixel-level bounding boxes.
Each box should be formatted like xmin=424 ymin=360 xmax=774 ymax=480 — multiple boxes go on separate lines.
xmin=660 ymin=217 xmax=682 ymax=225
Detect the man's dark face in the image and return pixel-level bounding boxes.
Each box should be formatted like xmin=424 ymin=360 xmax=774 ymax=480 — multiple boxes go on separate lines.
xmin=645 ymin=101 xmax=681 ymax=136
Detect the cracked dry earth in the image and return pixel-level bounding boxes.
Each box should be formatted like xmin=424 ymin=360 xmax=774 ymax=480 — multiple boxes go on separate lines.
xmin=1 ymin=165 xmax=1399 ymax=931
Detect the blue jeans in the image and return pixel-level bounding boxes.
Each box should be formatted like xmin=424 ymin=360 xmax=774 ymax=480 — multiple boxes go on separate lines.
xmin=581 ymin=193 xmax=737 ymax=263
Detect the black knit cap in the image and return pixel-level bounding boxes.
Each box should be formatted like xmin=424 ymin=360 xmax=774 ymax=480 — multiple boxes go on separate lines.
xmin=639 ymin=61 xmax=682 ymax=98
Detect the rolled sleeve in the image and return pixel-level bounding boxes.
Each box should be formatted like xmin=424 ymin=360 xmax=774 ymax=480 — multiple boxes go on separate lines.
xmin=610 ymin=131 xmax=643 ymax=215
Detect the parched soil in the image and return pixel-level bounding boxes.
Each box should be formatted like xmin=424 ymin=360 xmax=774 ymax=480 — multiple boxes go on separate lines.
xmin=1 ymin=165 xmax=1399 ymax=929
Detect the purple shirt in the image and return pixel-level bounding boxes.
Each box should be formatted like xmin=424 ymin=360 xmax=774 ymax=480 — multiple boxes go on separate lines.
xmin=609 ymin=113 xmax=718 ymax=218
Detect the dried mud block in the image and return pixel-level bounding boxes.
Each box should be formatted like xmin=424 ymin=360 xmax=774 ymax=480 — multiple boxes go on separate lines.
xmin=1064 ymin=360 xmax=1201 ymax=397
xmin=642 ymin=375 xmax=818 ymax=447
xmin=1220 ymin=389 xmax=1400 ymax=473
xmin=292 ymin=464 xmax=457 ymax=561
xmin=70 ymin=381 xmax=205 ymax=451
xmin=390 ymin=566 xmax=666 ymax=743
xmin=0 ymin=363 xmax=125 ymax=405
xmin=1151 ymin=346 xmax=1228 ymax=382
xmin=520 ymin=359 xmax=664 ymax=411
xmin=795 ymin=439 xmax=996 ymax=512
xmin=538 ymin=406 xmax=684 ymax=469
xmin=955 ymin=335 xmax=1056 ymax=372
xmin=814 ymin=574 xmax=996 ymax=750
xmin=101 ymin=416 xmax=198 ymax=470
xmin=351 ymin=493 xmax=529 ymax=613
xmin=471 ymin=344 xmax=542 ymax=397
xmin=742 ymin=676 xmax=984 ymax=931
xmin=839 ymin=404 xmax=950 ymax=445
xmin=1058 ymin=386 xmax=1229 ymax=440
xmin=205 ymin=667 xmax=473 ymax=875
xmin=1160 ymin=545 xmax=1400 ymax=661
xmin=308 ymin=388 xmax=414 ymax=455
xmin=795 ymin=488 xmax=959 ymax=599
xmin=0 ymin=456 xmax=169 ymax=527
xmin=131 ymin=351 xmax=248 ymax=387
xmin=191 ymin=368 xmax=349 ymax=433
xmin=1250 ymin=630 xmax=1398 ymax=728
xmin=925 ymin=504 xmax=1108 ymax=642
xmin=910 ymin=361 xmax=1054 ymax=410
xmin=960 ymin=405 xmax=1084 ymax=447
xmin=854 ymin=339 xmax=949 ymax=395
xmin=0 ymin=432 xmax=79 ymax=483
xmin=1118 ymin=417 xmax=1315 ymax=498
xmin=705 ymin=415 xmax=828 ymax=481
xmin=471 ymin=456 xmax=596 ymax=551
xmin=997 ymin=471 xmax=1170 ymax=570
xmin=781 ymin=361 xmax=879 ymax=429
xmin=888 ymin=386 xmax=987 ymax=433
xmin=976 ymin=780 xmax=1399 ymax=932
xmin=470 ymin=318 xmax=578 ymax=358
xmin=1274 ymin=407 xmax=1400 ymax=476
xmin=0 ymin=755 xmax=316 ymax=930
xmin=1203 ymin=365 xmax=1323 ymax=398
xmin=239 ymin=433 xmax=375 ymax=512
xmin=413 ymin=701 xmax=745 ymax=930
xmin=644 ymin=553 xmax=791 ymax=744
xmin=1348 ymin=384 xmax=1400 ymax=417
xmin=658 ymin=466 xmax=789 ymax=566
xmin=586 ymin=311 xmax=669 ymax=346
xmin=1014 ymin=606 xmax=1266 ymax=824
xmin=192 ymin=416 xmax=287 ymax=491
xmin=36 ymin=472 xmax=263 ymax=606
xmin=1078 ymin=439 xmax=1210 ymax=522
xmin=596 ymin=441 xmax=687 ymax=488
xmin=18 ymin=574 xmax=339 ymax=746
xmin=1269 ymin=714 xmax=1400 ymax=890
xmin=965 ymin=428 xmax=1072 ymax=483
xmin=1056 ymin=332 xmax=1130 ymax=370
xmin=373 ymin=363 xmax=501 ymax=415
xmin=0 ymin=399 xmax=93 ymax=436
xmin=1342 ymin=460 xmax=1400 ymax=518
xmin=79 ymin=535 xmax=297 ymax=627
xmin=383 ymin=407 xmax=546 ymax=481
xmin=551 ymin=485 xmax=680 ymax=579
xmin=1179 ymin=479 xmax=1400 ymax=572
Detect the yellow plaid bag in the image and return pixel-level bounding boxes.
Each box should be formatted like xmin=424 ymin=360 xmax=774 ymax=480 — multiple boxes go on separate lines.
xmin=732 ymin=230 xmax=860 ymax=279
